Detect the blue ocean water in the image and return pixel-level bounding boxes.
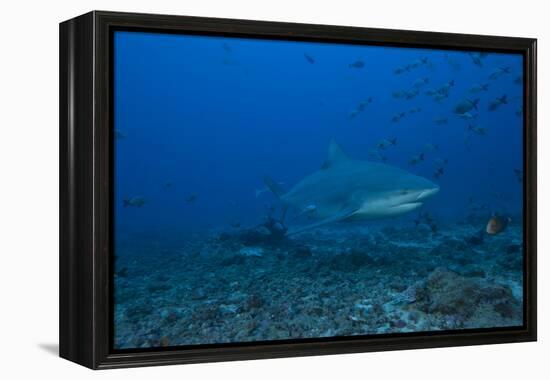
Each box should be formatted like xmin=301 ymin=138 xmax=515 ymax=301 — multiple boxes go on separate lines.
xmin=113 ymin=31 xmax=524 ymax=349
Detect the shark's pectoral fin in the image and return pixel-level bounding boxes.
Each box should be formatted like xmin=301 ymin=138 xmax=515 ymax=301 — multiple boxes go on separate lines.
xmin=287 ymin=207 xmax=359 ymax=236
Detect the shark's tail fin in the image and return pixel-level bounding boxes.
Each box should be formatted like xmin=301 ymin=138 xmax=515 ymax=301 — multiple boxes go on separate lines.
xmin=263 ymin=176 xmax=289 ymax=224
xmin=263 ymin=176 xmax=286 ymax=199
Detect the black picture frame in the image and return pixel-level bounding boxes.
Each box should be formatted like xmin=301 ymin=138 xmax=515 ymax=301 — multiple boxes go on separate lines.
xmin=59 ymin=10 xmax=537 ymax=369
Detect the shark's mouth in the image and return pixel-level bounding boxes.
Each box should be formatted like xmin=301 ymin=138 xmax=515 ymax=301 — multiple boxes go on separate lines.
xmin=402 ymin=202 xmax=422 ymax=207
xmin=390 ymin=188 xmax=438 ymax=212
xmin=392 ymin=202 xmax=423 ymax=211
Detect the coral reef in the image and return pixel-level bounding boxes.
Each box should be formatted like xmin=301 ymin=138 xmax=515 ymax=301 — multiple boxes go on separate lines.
xmin=114 ymin=221 xmax=523 ymax=349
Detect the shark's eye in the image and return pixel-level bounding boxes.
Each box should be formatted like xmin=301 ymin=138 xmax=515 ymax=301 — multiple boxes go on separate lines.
xmin=401 ymin=189 xmax=410 ymax=195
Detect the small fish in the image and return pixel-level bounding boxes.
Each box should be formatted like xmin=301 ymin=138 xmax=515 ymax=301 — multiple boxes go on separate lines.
xmin=423 ymin=143 xmax=439 ymax=152
xmin=222 ymin=43 xmax=232 ymax=53
xmin=357 ymin=97 xmax=373 ymax=111
xmin=433 ymin=167 xmax=444 ymax=179
xmin=412 ymin=77 xmax=429 ymax=88
xmin=515 ymin=106 xmax=523 ymax=118
xmin=368 ymin=150 xmax=388 ymax=162
xmin=377 ymin=138 xmax=397 ymax=149
xmin=486 ymin=214 xmax=512 ymax=235
xmin=438 ymin=80 xmax=455 ymax=94
xmin=123 ymin=196 xmax=146 ymax=208
xmin=391 ymin=112 xmax=406 ymax=123
xmin=115 ymin=130 xmax=126 ymax=139
xmin=491 ymin=191 xmax=505 ymax=200
xmin=414 ymin=211 xmax=434 ymax=226
xmin=413 ymin=212 xmax=426 ymax=226
xmin=468 ymin=52 xmax=487 ymax=67
xmin=408 ymin=57 xmax=428 ymax=69
xmin=409 ymin=106 xmax=422 ymax=114
xmin=393 ymin=66 xmax=408 ymax=74
xmin=408 ymin=153 xmax=425 ymax=165
xmin=163 ymin=181 xmax=173 ymax=189
xmin=425 ymin=88 xmax=437 ymax=96
xmin=392 ymin=90 xmax=406 ymax=99
xmin=349 ymin=60 xmax=365 ymax=69
xmin=454 ymin=98 xmax=479 ymax=114
xmin=348 ymin=110 xmax=360 ymax=119
xmin=304 ymin=54 xmax=315 ymax=64
xmin=186 ymin=194 xmax=198 ymax=203
xmin=514 ymin=169 xmax=523 ymax=183
xmin=413 ymin=211 xmax=437 ymax=233
xmin=514 ymin=75 xmax=522 ymax=85
xmin=468 ymin=53 xmax=482 ymax=67
xmin=489 ymin=66 xmax=511 ymax=80
xmin=430 ymin=81 xmax=453 ymax=101
xmin=434 ymin=158 xmax=449 ymax=166
xmin=467 ymin=124 xmax=487 ymax=136
xmin=405 ymin=89 xmax=420 ymax=100
xmin=469 ymin=83 xmax=490 ymax=94
xmin=488 ymin=95 xmax=508 ymax=111
xmin=456 ymin=112 xmax=478 ymax=120
xmin=433 ymin=116 xmax=448 ymax=126
xmin=444 ymin=54 xmax=461 ymax=71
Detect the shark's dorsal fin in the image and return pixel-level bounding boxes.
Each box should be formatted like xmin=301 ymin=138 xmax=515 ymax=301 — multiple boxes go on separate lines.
xmin=328 ymin=139 xmax=349 ymax=162
xmin=322 ymin=140 xmax=349 ymax=169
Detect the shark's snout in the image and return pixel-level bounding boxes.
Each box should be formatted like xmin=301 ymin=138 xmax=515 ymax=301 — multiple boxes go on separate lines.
xmin=391 ymin=186 xmax=439 ymax=212
xmin=373 ymin=185 xmax=439 ymax=217
xmin=416 ymin=186 xmax=439 ymax=201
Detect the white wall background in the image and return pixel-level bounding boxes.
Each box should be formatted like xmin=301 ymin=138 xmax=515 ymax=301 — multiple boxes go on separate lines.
xmin=0 ymin=0 xmax=547 ymax=378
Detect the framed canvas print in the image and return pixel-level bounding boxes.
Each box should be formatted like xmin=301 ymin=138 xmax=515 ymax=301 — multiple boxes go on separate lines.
xmin=59 ymin=11 xmax=536 ymax=369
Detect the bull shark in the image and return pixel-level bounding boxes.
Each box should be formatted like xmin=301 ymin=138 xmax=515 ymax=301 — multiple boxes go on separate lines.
xmin=264 ymin=140 xmax=439 ymax=235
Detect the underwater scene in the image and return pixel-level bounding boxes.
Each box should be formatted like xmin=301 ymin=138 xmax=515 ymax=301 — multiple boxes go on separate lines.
xmin=113 ymin=31 xmax=524 ymax=349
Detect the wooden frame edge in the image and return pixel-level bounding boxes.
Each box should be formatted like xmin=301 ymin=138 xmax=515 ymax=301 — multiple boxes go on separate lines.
xmin=59 ymin=11 xmax=537 ymax=369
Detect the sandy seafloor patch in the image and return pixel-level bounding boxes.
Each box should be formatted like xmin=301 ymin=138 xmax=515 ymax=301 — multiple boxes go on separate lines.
xmin=113 ymin=222 xmax=523 ymax=349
